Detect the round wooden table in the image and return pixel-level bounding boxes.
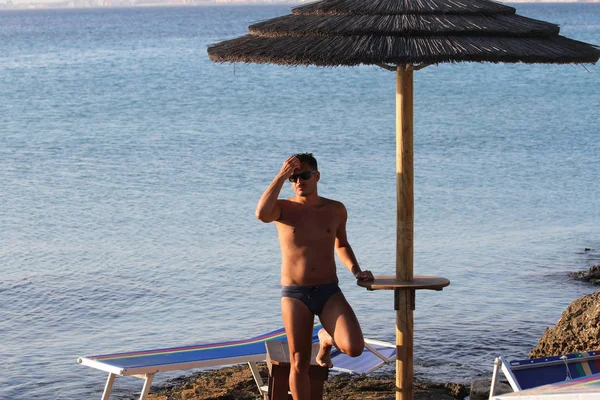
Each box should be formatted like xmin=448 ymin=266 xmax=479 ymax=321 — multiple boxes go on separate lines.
xmin=357 ymin=275 xmax=450 ymax=399
xmin=357 ymin=276 xmax=450 ymax=292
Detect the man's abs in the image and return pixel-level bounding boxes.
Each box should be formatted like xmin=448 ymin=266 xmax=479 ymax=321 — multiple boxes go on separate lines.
xmin=280 ymin=257 xmax=338 ymax=286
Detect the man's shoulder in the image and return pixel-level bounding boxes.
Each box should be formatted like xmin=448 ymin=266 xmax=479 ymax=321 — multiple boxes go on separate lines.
xmin=277 ymin=198 xmax=301 ymax=210
xmin=319 ymin=197 xmax=346 ymax=210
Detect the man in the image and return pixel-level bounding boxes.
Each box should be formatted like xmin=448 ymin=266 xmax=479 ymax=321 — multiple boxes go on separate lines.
xmin=255 ymin=153 xmax=374 ymax=400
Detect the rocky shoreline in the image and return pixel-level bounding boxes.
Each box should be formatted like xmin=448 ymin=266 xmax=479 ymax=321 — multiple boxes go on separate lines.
xmin=569 ymin=264 xmax=600 ymax=286
xmin=529 ymin=290 xmax=600 ymax=359
xmin=145 ymin=364 xmax=469 ymax=400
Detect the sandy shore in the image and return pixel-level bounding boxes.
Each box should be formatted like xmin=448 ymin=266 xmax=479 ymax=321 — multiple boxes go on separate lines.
xmin=145 ymin=364 xmax=469 ymax=400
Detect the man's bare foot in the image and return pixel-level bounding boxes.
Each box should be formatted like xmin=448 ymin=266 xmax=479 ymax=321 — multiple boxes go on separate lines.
xmin=316 ymin=328 xmax=333 ymax=368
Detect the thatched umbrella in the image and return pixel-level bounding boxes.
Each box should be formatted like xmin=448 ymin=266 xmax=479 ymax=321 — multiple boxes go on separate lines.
xmin=207 ymin=1 xmax=599 ymax=398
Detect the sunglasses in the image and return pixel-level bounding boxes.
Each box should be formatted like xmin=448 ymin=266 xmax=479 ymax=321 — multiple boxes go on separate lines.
xmin=289 ymin=170 xmax=318 ymax=183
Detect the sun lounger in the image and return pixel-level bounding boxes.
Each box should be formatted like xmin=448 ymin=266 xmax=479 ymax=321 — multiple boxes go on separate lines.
xmin=77 ymin=324 xmax=396 ymax=400
xmin=491 ymin=371 xmax=600 ymax=399
xmin=489 ymin=350 xmax=600 ymax=400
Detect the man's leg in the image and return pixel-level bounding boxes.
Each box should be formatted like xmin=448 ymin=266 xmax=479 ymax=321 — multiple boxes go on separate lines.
xmin=281 ymin=297 xmax=315 ymax=400
xmin=317 ymin=291 xmax=364 ymax=367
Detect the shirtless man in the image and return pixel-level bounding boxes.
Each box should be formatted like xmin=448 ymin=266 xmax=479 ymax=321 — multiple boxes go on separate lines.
xmin=255 ymin=153 xmax=374 ymax=400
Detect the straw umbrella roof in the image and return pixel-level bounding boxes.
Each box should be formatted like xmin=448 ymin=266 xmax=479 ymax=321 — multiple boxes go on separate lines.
xmin=207 ymin=0 xmax=600 ymax=66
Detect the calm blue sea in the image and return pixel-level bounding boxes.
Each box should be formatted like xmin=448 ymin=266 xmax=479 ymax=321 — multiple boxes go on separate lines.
xmin=1 ymin=3 xmax=599 ymax=399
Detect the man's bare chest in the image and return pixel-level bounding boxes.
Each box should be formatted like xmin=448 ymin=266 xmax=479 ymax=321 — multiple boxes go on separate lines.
xmin=278 ymin=208 xmax=338 ymax=244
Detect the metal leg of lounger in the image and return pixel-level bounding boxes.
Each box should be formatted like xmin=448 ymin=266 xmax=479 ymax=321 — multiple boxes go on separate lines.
xmin=489 ymin=358 xmax=501 ymax=400
xmin=102 ymin=373 xmax=116 ymax=400
xmin=364 ymin=342 xmax=388 ymax=362
xmin=499 ymin=356 xmax=522 ymax=392
xmin=248 ymin=361 xmax=268 ymax=397
xmin=138 ymin=373 xmax=154 ymax=400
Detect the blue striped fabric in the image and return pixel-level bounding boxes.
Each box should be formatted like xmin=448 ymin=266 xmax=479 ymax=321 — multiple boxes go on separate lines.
xmin=510 ymin=351 xmax=600 ymax=390
xmin=86 ymin=325 xmax=321 ymax=370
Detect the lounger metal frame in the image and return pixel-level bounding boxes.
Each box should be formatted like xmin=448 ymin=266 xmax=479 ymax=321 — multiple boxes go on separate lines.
xmin=78 ymin=354 xmax=271 ymax=400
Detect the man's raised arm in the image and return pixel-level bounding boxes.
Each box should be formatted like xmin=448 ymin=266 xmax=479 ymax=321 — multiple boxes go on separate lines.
xmin=255 ymin=156 xmax=300 ymax=223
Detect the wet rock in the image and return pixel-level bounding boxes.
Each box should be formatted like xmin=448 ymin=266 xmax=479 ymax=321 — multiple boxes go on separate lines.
xmin=529 ymin=291 xmax=600 ymax=358
xmin=444 ymin=382 xmax=470 ymax=399
xmin=569 ymin=264 xmax=600 ymax=285
xmin=470 ymin=379 xmax=512 ymax=400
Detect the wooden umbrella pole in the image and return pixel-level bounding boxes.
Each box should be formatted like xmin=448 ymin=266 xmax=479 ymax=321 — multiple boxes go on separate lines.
xmin=395 ymin=65 xmax=414 ymax=400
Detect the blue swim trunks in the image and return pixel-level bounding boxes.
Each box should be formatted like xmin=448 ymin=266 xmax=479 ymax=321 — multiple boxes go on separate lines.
xmin=281 ymin=282 xmax=341 ymax=315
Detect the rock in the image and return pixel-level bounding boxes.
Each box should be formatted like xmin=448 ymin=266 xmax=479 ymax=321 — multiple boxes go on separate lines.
xmin=569 ymin=264 xmax=600 ymax=285
xmin=469 ymin=379 xmax=512 ymax=400
xmin=444 ymin=382 xmax=470 ymax=399
xmin=529 ymin=291 xmax=600 ymax=358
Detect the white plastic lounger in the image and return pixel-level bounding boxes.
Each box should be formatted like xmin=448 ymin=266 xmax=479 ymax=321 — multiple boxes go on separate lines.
xmin=78 ymin=324 xmax=396 ymax=400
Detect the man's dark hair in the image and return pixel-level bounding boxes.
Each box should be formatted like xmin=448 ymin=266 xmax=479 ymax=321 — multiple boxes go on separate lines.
xmin=293 ymin=153 xmax=318 ymax=171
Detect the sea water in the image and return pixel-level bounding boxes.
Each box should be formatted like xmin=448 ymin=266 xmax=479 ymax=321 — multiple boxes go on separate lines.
xmin=1 ymin=3 xmax=599 ymax=399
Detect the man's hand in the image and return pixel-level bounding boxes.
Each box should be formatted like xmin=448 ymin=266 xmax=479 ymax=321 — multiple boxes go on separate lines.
xmin=355 ymin=270 xmax=375 ymax=282
xmin=278 ymin=156 xmax=301 ymax=180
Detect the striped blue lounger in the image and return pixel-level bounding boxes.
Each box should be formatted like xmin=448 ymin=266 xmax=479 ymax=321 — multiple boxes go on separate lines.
xmin=78 ymin=324 xmax=396 ymax=399
xmin=489 ymin=350 xmax=600 ymax=399
xmin=492 ymin=372 xmax=600 ymax=399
